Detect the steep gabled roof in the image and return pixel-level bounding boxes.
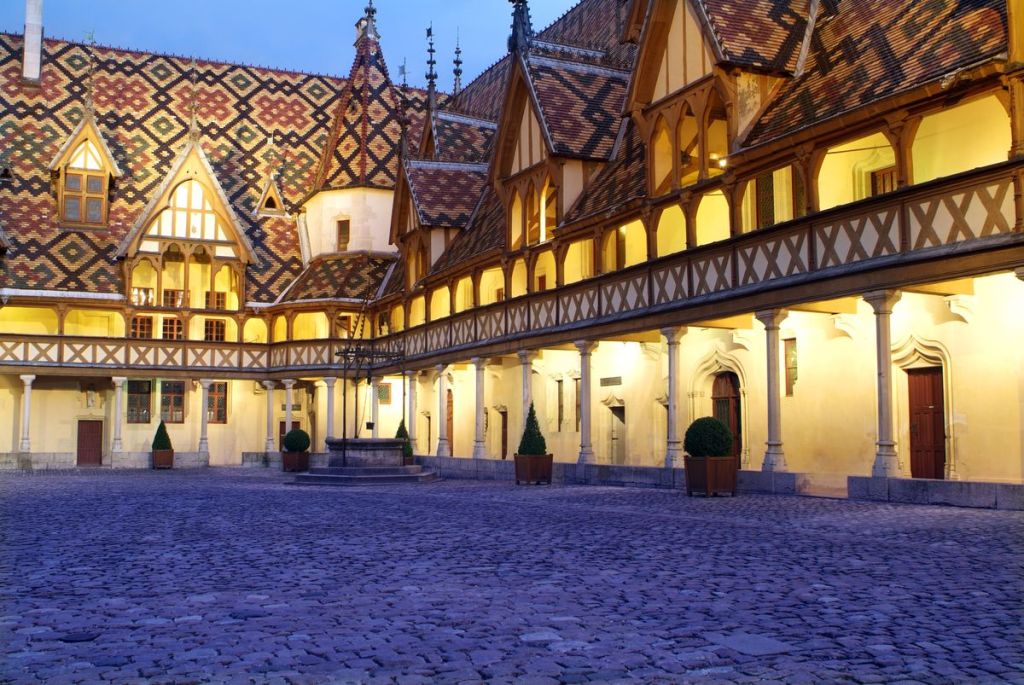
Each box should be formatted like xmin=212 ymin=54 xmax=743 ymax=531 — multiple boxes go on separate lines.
xmin=432 ymin=111 xmax=497 ymax=163
xmin=430 ymin=184 xmax=506 ymax=274
xmin=279 ymin=252 xmax=396 ymax=303
xmin=47 ymin=111 xmax=124 ymax=178
xmin=562 ymin=119 xmax=647 ymax=228
xmin=698 ymin=0 xmax=810 ymax=73
xmin=406 ymin=160 xmax=489 ymax=229
xmin=747 ymin=0 xmax=1007 ymax=146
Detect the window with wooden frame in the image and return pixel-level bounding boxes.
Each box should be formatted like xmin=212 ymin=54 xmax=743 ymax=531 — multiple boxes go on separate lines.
xmin=160 ymin=380 xmax=185 ymax=423
xmin=784 ymin=338 xmax=798 ymax=396
xmin=127 ymin=380 xmax=152 ymax=424
xmin=129 ymin=316 xmax=153 ymax=339
xmin=337 ymin=219 xmax=351 ymax=252
xmin=204 ymin=319 xmax=226 ymax=342
xmin=870 ymin=166 xmax=898 ymax=197
xmin=131 ymin=287 xmax=154 ymax=307
xmin=162 ymin=318 xmax=184 ymax=341
xmin=204 ymin=291 xmax=227 ymax=310
xmin=162 ymin=289 xmax=185 ymax=308
xmin=207 ymin=382 xmax=227 ymax=424
xmin=59 ymin=139 xmax=109 ymax=226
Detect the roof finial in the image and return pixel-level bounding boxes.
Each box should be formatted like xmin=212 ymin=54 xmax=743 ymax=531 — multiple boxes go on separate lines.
xmin=453 ymin=28 xmax=463 ymax=96
xmin=355 ymin=0 xmax=380 ymax=44
xmin=508 ymin=0 xmax=533 ymax=54
xmin=399 ymin=57 xmax=408 ymax=88
xmin=83 ymin=31 xmax=98 ymax=120
xmin=426 ymin=24 xmax=437 ymax=108
xmin=188 ymin=58 xmax=201 ymax=142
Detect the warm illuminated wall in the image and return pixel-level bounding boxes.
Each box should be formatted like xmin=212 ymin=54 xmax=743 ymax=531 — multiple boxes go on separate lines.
xmin=695 ymin=191 xmax=730 ymax=245
xmin=651 ymin=0 xmax=714 ymax=101
xmin=912 ymin=94 xmax=1010 ymax=185
xmin=818 ymin=132 xmax=895 ymax=210
xmin=302 ymin=187 xmax=397 ymax=258
xmin=292 ymin=312 xmax=329 ymax=341
xmin=478 ymin=267 xmax=505 ymax=305
xmin=64 ymin=309 xmax=124 ymax=337
xmin=0 ymin=307 xmax=58 ymax=335
xmin=430 ymin=286 xmax=451 ymax=320
xmin=242 ymin=317 xmax=268 ymax=343
xmin=656 ymin=204 xmax=685 ymax=256
xmin=534 ymin=250 xmax=556 ymax=291
xmin=563 ymin=239 xmax=594 ymax=285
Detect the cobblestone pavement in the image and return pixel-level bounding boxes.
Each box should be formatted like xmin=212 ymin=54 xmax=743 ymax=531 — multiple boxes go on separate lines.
xmin=1 ymin=470 xmax=1022 ymax=684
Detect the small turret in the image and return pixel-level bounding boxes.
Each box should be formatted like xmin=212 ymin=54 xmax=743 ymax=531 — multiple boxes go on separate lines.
xmin=508 ymin=0 xmax=533 ymax=54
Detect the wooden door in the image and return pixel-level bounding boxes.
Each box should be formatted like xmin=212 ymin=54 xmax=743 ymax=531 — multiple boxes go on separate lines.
xmin=500 ymin=409 xmax=508 ymax=460
xmin=712 ymin=372 xmax=742 ymax=466
xmin=446 ymin=389 xmax=454 ymax=455
xmin=77 ymin=420 xmax=103 ymax=466
xmin=610 ymin=406 xmax=626 ymax=464
xmin=908 ymin=368 xmax=945 ymax=479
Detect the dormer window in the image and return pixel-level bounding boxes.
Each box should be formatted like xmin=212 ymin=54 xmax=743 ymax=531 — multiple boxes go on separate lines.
xmin=60 ymin=139 xmax=109 ymax=226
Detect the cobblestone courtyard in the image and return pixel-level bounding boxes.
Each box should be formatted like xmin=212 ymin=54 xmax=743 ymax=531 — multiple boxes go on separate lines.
xmin=1 ymin=471 xmax=1022 ymax=684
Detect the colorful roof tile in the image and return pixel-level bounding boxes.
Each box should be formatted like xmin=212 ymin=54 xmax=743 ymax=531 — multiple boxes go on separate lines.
xmin=432 ymin=112 xmax=497 ymax=164
xmin=562 ymin=120 xmax=647 ymax=227
xmin=698 ymin=0 xmax=810 ymax=73
xmin=430 ymin=185 xmax=506 ymax=274
xmin=406 ymin=161 xmax=489 ymax=229
xmin=280 ymin=252 xmax=396 ymax=303
xmin=748 ymin=0 xmax=1007 ymax=146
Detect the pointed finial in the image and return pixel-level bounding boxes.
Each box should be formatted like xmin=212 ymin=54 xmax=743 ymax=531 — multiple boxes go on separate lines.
xmin=453 ymin=28 xmax=463 ymax=96
xmin=508 ymin=0 xmax=533 ymax=54
xmin=83 ymin=31 xmax=98 ymax=119
xmin=426 ymin=24 xmax=437 ymax=108
xmin=356 ymin=0 xmax=380 ymax=44
xmin=399 ymin=58 xmax=408 ymax=88
xmin=188 ymin=58 xmax=201 ymax=142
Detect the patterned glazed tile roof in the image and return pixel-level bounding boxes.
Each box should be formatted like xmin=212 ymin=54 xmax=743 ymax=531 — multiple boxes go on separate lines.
xmin=381 ymin=253 xmax=407 ymax=299
xmin=699 ymin=0 xmax=809 ymax=73
xmin=280 ymin=252 xmax=396 ymax=303
xmin=430 ymin=185 xmax=506 ymax=274
xmin=432 ymin=112 xmax=497 ymax=164
xmin=0 ymin=33 xmax=334 ymax=301
xmin=448 ymin=58 xmax=512 ymax=121
xmin=747 ymin=0 xmax=1007 ymax=146
xmin=536 ymin=0 xmax=638 ymax=69
xmin=526 ymin=54 xmax=630 ymax=160
xmin=316 ymin=32 xmax=406 ymax=190
xmin=562 ymin=119 xmax=647 ymax=227
xmin=406 ymin=161 xmax=489 ymax=228
xmin=0 ymin=221 xmax=9 ymax=251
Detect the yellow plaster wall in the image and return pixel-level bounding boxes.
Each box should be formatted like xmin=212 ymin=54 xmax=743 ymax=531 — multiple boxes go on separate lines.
xmin=912 ymin=94 xmax=1010 ymax=185
xmin=242 ymin=318 xmax=268 ymax=344
xmin=656 ymin=204 xmax=686 ymax=256
xmin=563 ymin=239 xmax=594 ymax=285
xmin=478 ymin=267 xmax=505 ymax=305
xmin=430 ymin=286 xmax=451 ymax=320
xmin=408 ymin=295 xmax=425 ymax=328
xmin=510 ymin=259 xmax=528 ymax=298
xmin=64 ymin=309 xmax=123 ymax=337
xmin=653 ymin=0 xmax=713 ymax=102
xmin=695 ymin=190 xmax=730 ymax=245
xmin=0 ymin=307 xmax=58 ymax=335
xmin=534 ymin=251 xmax=556 ymax=290
xmin=818 ymin=132 xmax=895 ymax=210
xmin=292 ymin=312 xmax=329 ymax=341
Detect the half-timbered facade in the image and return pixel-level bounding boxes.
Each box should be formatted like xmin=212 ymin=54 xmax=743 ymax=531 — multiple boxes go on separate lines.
xmin=1 ymin=0 xmax=1022 ymax=497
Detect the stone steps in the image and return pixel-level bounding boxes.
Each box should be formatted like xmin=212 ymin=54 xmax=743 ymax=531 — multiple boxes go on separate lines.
xmin=307 ymin=465 xmax=424 ymax=477
xmin=294 ymin=468 xmax=438 ymax=486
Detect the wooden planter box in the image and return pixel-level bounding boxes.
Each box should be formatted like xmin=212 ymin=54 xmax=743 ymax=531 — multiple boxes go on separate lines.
xmin=515 ymin=453 xmax=553 ymax=485
xmin=684 ymin=455 xmax=737 ymax=496
xmin=282 ymin=451 xmax=310 ymax=473
xmin=152 ymin=449 xmax=174 ymax=470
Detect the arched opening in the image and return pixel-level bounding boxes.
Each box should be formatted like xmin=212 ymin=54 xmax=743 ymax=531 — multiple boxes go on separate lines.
xmin=510 ymin=258 xmax=528 ymax=298
xmin=651 ymin=116 xmax=673 ymax=196
xmin=408 ymin=295 xmax=426 ymax=328
xmin=711 ymin=371 xmax=741 ymax=467
xmin=271 ymin=315 xmax=288 ymax=342
xmin=242 ymin=317 xmax=268 ymax=343
xmin=65 ymin=309 xmax=124 ymax=337
xmin=430 ymin=285 xmax=451 ymax=320
xmin=740 ymin=165 xmax=803 ymax=232
xmin=542 ymin=177 xmax=558 ymax=241
xmin=694 ymin=190 xmax=730 ymax=246
xmin=533 ymin=250 xmax=556 ymax=291
xmin=677 ymin=104 xmax=700 ymax=187
xmin=390 ymin=304 xmax=405 ymax=333
xmin=188 ymin=247 xmax=212 ymax=310
xmin=211 ymin=264 xmax=240 ymax=311
xmin=525 ymin=183 xmax=541 ymax=246
xmin=292 ymin=312 xmax=329 ymax=340
xmin=656 ymin=204 xmax=686 ymax=257
xmin=0 ymin=307 xmax=56 ymax=335
xmin=602 ymin=220 xmax=646 ymax=272
xmin=704 ymin=90 xmax=729 ymax=178
xmin=129 ymin=260 xmax=158 ymax=307
xmin=818 ymin=132 xmax=897 ymax=210
xmin=509 ymin=191 xmax=524 ymax=250
xmin=161 ymin=246 xmax=186 ymax=308
xmin=912 ymin=94 xmax=1010 ymax=185
xmin=453 ymin=277 xmax=473 ymax=313
xmin=478 ymin=266 xmax=505 ymax=305
xmin=562 ymin=238 xmax=594 ymax=285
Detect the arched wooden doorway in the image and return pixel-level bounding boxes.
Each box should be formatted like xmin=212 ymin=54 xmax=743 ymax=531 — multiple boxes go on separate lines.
xmin=712 ymin=372 xmax=742 ymax=467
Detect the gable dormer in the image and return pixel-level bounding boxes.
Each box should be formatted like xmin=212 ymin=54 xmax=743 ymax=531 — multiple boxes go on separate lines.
xmin=256 ymin=174 xmax=287 ymax=218
xmin=48 ymin=113 xmax=123 ymax=228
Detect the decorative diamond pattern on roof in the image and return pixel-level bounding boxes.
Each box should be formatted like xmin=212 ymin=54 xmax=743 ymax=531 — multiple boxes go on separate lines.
xmin=430 ymin=185 xmax=506 ymax=274
xmin=748 ymin=0 xmax=1007 ymax=146
xmin=282 ymin=253 xmax=395 ymax=303
xmin=407 ymin=165 xmax=488 ymax=228
xmin=700 ymin=0 xmax=809 ymax=72
xmin=433 ymin=115 xmax=495 ymax=164
xmin=563 ymin=120 xmax=647 ymax=227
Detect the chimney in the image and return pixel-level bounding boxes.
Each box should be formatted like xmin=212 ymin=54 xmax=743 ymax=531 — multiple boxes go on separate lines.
xmin=22 ymin=0 xmax=43 ymax=84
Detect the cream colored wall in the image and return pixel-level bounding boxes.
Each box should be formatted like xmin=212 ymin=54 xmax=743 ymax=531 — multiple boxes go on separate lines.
xmin=657 ymin=204 xmax=685 ymax=256
xmin=912 ymin=94 xmax=1010 ymax=185
xmin=479 ymin=268 xmax=504 ymax=305
xmin=430 ymin=287 xmax=451 ymax=320
xmin=562 ymin=160 xmax=584 ymax=214
xmin=818 ymin=132 xmax=895 ymax=210
xmin=534 ymin=251 xmax=556 ymax=290
xmin=65 ymin=309 xmax=124 ymax=337
xmin=243 ymin=318 xmax=268 ymax=343
xmin=563 ymin=239 xmax=594 ymax=284
xmin=293 ymin=312 xmax=329 ymax=341
xmin=695 ymin=190 xmax=730 ymax=245
xmin=653 ymin=0 xmax=713 ymax=102
xmin=512 ymin=103 xmax=546 ymax=175
xmin=302 ymin=187 xmax=397 ymax=258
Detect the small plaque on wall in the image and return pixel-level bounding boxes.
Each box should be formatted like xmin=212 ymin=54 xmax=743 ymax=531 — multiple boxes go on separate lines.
xmin=600 ymin=377 xmax=622 ymax=387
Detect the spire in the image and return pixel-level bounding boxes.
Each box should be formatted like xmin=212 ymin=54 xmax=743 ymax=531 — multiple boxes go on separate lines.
xmin=453 ymin=29 xmax=463 ymax=96
xmin=187 ymin=58 xmax=201 ymax=142
xmin=399 ymin=57 xmax=408 ymax=88
xmin=426 ymin=25 xmax=437 ymax=109
xmin=83 ymin=31 xmax=97 ymax=120
xmin=508 ymin=0 xmax=533 ymax=54
xmin=355 ymin=0 xmax=380 ymax=45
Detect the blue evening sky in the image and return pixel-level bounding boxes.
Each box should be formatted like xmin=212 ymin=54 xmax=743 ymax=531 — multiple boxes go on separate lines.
xmin=0 ymin=1 xmax=579 ymax=92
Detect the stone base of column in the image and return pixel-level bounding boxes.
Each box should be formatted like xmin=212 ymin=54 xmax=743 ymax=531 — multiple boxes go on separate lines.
xmin=472 ymin=442 xmax=486 ymax=459
xmin=436 ymin=439 xmax=451 ymax=457
xmin=665 ymin=443 xmax=683 ymax=469
xmin=577 ymin=448 xmax=596 ymax=465
xmin=198 ymin=439 xmax=209 ymax=455
xmin=112 ymin=440 xmax=123 ymax=453
xmin=762 ymin=444 xmax=787 ymax=472
xmin=872 ymin=443 xmax=901 ymax=477
xmin=265 ymin=438 xmax=275 ymax=452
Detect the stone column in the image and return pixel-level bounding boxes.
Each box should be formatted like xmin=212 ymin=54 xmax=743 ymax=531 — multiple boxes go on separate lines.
xmin=755 ymin=309 xmax=788 ymax=472
xmin=262 ymin=381 xmax=276 ymax=452
xmin=198 ymin=380 xmax=212 ymax=455
xmin=435 ymin=365 xmax=450 ymax=456
xmin=323 ymin=377 xmax=337 ymax=447
xmin=371 ymin=377 xmax=380 ymax=438
xmin=864 ymin=290 xmax=903 ymax=477
xmin=661 ymin=328 xmax=686 ymax=468
xmin=575 ymin=341 xmax=596 ymax=464
xmin=472 ymin=357 xmax=487 ymax=458
xmin=111 ymin=376 xmax=126 ymax=453
xmin=282 ymin=379 xmax=296 ymax=435
xmin=19 ymin=374 xmax=35 ymax=452
xmin=405 ymin=370 xmax=418 ymax=452
xmin=518 ymin=350 xmax=534 ymax=437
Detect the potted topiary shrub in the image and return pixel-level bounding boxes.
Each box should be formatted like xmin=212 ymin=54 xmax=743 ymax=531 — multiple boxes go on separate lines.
xmin=395 ymin=419 xmax=414 ymax=466
xmin=282 ymin=428 xmax=311 ymax=473
xmin=514 ymin=402 xmax=553 ymax=485
xmin=152 ymin=420 xmax=174 ymax=469
xmin=683 ymin=416 xmax=736 ymax=497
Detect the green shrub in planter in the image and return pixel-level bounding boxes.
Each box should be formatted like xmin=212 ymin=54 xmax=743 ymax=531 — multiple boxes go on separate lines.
xmin=395 ymin=419 xmax=413 ymax=461
xmin=152 ymin=420 xmax=173 ymax=450
xmin=517 ymin=402 xmax=547 ymax=456
xmin=282 ymin=428 xmax=311 ymax=453
xmin=684 ymin=417 xmax=733 ymax=457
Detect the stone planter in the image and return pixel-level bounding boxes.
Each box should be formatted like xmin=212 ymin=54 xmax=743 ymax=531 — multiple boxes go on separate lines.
xmin=684 ymin=455 xmax=737 ymax=496
xmin=282 ymin=451 xmax=310 ymax=473
xmin=152 ymin=449 xmax=174 ymax=470
xmin=514 ymin=453 xmax=553 ymax=485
